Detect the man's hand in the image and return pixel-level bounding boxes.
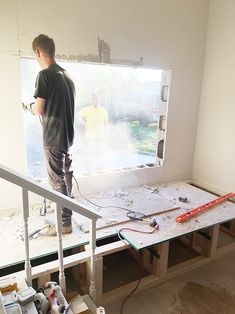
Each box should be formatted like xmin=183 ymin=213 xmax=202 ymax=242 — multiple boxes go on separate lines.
xmin=22 ymin=102 xmax=35 ymax=114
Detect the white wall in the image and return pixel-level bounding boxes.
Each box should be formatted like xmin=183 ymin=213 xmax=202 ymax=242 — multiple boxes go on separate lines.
xmin=192 ymin=0 xmax=235 ymax=194
xmin=0 ymin=0 xmax=208 ymax=210
xmin=0 ymin=1 xmax=26 ymax=210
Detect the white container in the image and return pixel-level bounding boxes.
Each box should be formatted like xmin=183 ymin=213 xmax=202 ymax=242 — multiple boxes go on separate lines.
xmin=2 ymin=291 xmax=17 ymax=307
xmin=5 ymin=304 xmax=22 ymax=314
xmin=17 ymin=287 xmax=36 ymax=305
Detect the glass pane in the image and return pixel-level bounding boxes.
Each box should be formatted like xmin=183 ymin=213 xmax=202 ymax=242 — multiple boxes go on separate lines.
xmin=21 ymin=59 xmax=164 ymax=177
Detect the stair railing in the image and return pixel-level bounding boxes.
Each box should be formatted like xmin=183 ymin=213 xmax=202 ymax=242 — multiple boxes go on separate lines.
xmin=0 ymin=163 xmax=101 ymax=303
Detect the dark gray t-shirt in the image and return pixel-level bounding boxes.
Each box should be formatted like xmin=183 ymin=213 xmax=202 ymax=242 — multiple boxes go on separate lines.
xmin=34 ymin=63 xmax=75 ymax=150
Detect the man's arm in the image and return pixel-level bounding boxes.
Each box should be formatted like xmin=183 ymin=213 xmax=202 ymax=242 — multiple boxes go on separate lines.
xmin=22 ymin=97 xmax=46 ymax=115
xmin=32 ymin=97 xmax=46 ymax=115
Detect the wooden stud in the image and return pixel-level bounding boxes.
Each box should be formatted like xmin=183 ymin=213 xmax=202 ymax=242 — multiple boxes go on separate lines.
xmin=141 ymin=248 xmax=152 ymax=273
xmin=70 ymin=246 xmax=88 ymax=294
xmin=191 ymin=231 xmax=209 ymax=254
xmin=95 ymin=257 xmax=103 ymax=305
xmin=37 ymin=274 xmax=51 ymax=289
xmin=206 ymin=224 xmax=220 ymax=256
xmin=221 ymin=219 xmax=235 ymax=237
xmin=229 ymin=220 xmax=235 ymax=234
xmin=154 ymin=241 xmax=169 ymax=277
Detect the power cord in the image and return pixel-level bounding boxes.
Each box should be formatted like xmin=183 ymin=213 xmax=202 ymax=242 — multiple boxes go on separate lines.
xmin=73 ymin=175 xmax=151 ymax=222
xmin=73 ymin=175 xmax=160 ymax=314
xmin=117 ymin=226 xmax=159 ymax=314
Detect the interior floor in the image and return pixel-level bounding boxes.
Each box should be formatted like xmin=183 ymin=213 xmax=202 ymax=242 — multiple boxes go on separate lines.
xmin=104 ymin=250 xmax=235 ymax=314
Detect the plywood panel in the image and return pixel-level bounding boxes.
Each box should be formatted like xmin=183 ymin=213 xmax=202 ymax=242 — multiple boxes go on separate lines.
xmin=1 ymin=181 xmax=234 ymax=268
xmin=118 ymin=182 xmax=235 ymax=249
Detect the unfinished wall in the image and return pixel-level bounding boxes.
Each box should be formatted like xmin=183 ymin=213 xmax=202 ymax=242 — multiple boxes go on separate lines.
xmin=192 ymin=0 xmax=235 ymax=194
xmin=0 ymin=0 xmax=208 ymax=210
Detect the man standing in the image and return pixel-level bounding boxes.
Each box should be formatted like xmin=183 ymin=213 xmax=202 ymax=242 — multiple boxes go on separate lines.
xmin=27 ymin=34 xmax=75 ymax=234
xmin=76 ymin=94 xmax=108 ymax=171
xmin=77 ymin=94 xmax=108 ymax=140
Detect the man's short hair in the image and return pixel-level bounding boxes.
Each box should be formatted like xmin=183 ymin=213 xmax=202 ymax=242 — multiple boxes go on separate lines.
xmin=32 ymin=34 xmax=55 ymax=58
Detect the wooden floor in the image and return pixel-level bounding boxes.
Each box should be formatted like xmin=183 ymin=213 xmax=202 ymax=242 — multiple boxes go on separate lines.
xmin=105 ymin=250 xmax=235 ymax=314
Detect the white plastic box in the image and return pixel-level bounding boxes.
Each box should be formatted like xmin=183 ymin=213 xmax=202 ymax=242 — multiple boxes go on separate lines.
xmin=5 ymin=304 xmax=22 ymax=314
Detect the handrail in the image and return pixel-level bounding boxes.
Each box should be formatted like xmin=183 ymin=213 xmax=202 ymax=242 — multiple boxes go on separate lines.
xmin=0 ymin=164 xmax=101 ymax=221
xmin=0 ymin=163 xmax=101 ymax=304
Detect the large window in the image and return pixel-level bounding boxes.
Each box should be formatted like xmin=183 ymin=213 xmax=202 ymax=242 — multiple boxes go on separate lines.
xmin=21 ymin=59 xmax=170 ymax=178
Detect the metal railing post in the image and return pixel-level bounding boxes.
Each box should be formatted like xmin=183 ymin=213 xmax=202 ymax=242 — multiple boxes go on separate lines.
xmin=56 ymin=204 xmax=66 ymax=293
xmin=89 ymin=219 xmax=97 ymax=304
xmin=22 ymin=188 xmax=32 ymax=286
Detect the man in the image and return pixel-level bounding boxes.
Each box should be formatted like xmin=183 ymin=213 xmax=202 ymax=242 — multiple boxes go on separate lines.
xmin=25 ymin=34 xmax=75 ymax=234
xmin=76 ymin=94 xmax=108 ymax=170
xmin=77 ymin=94 xmax=108 ymax=139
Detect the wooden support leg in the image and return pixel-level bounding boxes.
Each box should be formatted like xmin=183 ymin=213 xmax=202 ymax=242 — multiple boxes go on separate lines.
xmin=220 ymin=219 xmax=235 ymax=238
xmin=153 ymin=241 xmax=169 ymax=278
xmin=229 ymin=221 xmax=235 ymax=234
xmin=190 ymin=225 xmax=219 ymax=256
xmin=206 ymin=224 xmax=219 ymax=257
xmin=140 ymin=248 xmax=152 ymax=273
xmin=192 ymin=232 xmax=208 ymax=254
xmin=180 ymin=234 xmax=193 ymax=248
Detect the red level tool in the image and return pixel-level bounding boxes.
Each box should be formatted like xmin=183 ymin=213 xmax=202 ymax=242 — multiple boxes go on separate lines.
xmin=176 ymin=192 xmax=235 ymax=223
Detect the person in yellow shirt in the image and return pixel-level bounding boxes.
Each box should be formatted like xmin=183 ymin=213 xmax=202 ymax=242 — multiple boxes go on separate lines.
xmin=77 ymin=94 xmax=108 ymax=139
xmin=77 ymin=94 xmax=109 ymax=170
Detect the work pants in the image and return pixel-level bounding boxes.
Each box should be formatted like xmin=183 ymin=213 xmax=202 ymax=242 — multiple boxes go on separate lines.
xmin=44 ymin=147 xmax=73 ymax=220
